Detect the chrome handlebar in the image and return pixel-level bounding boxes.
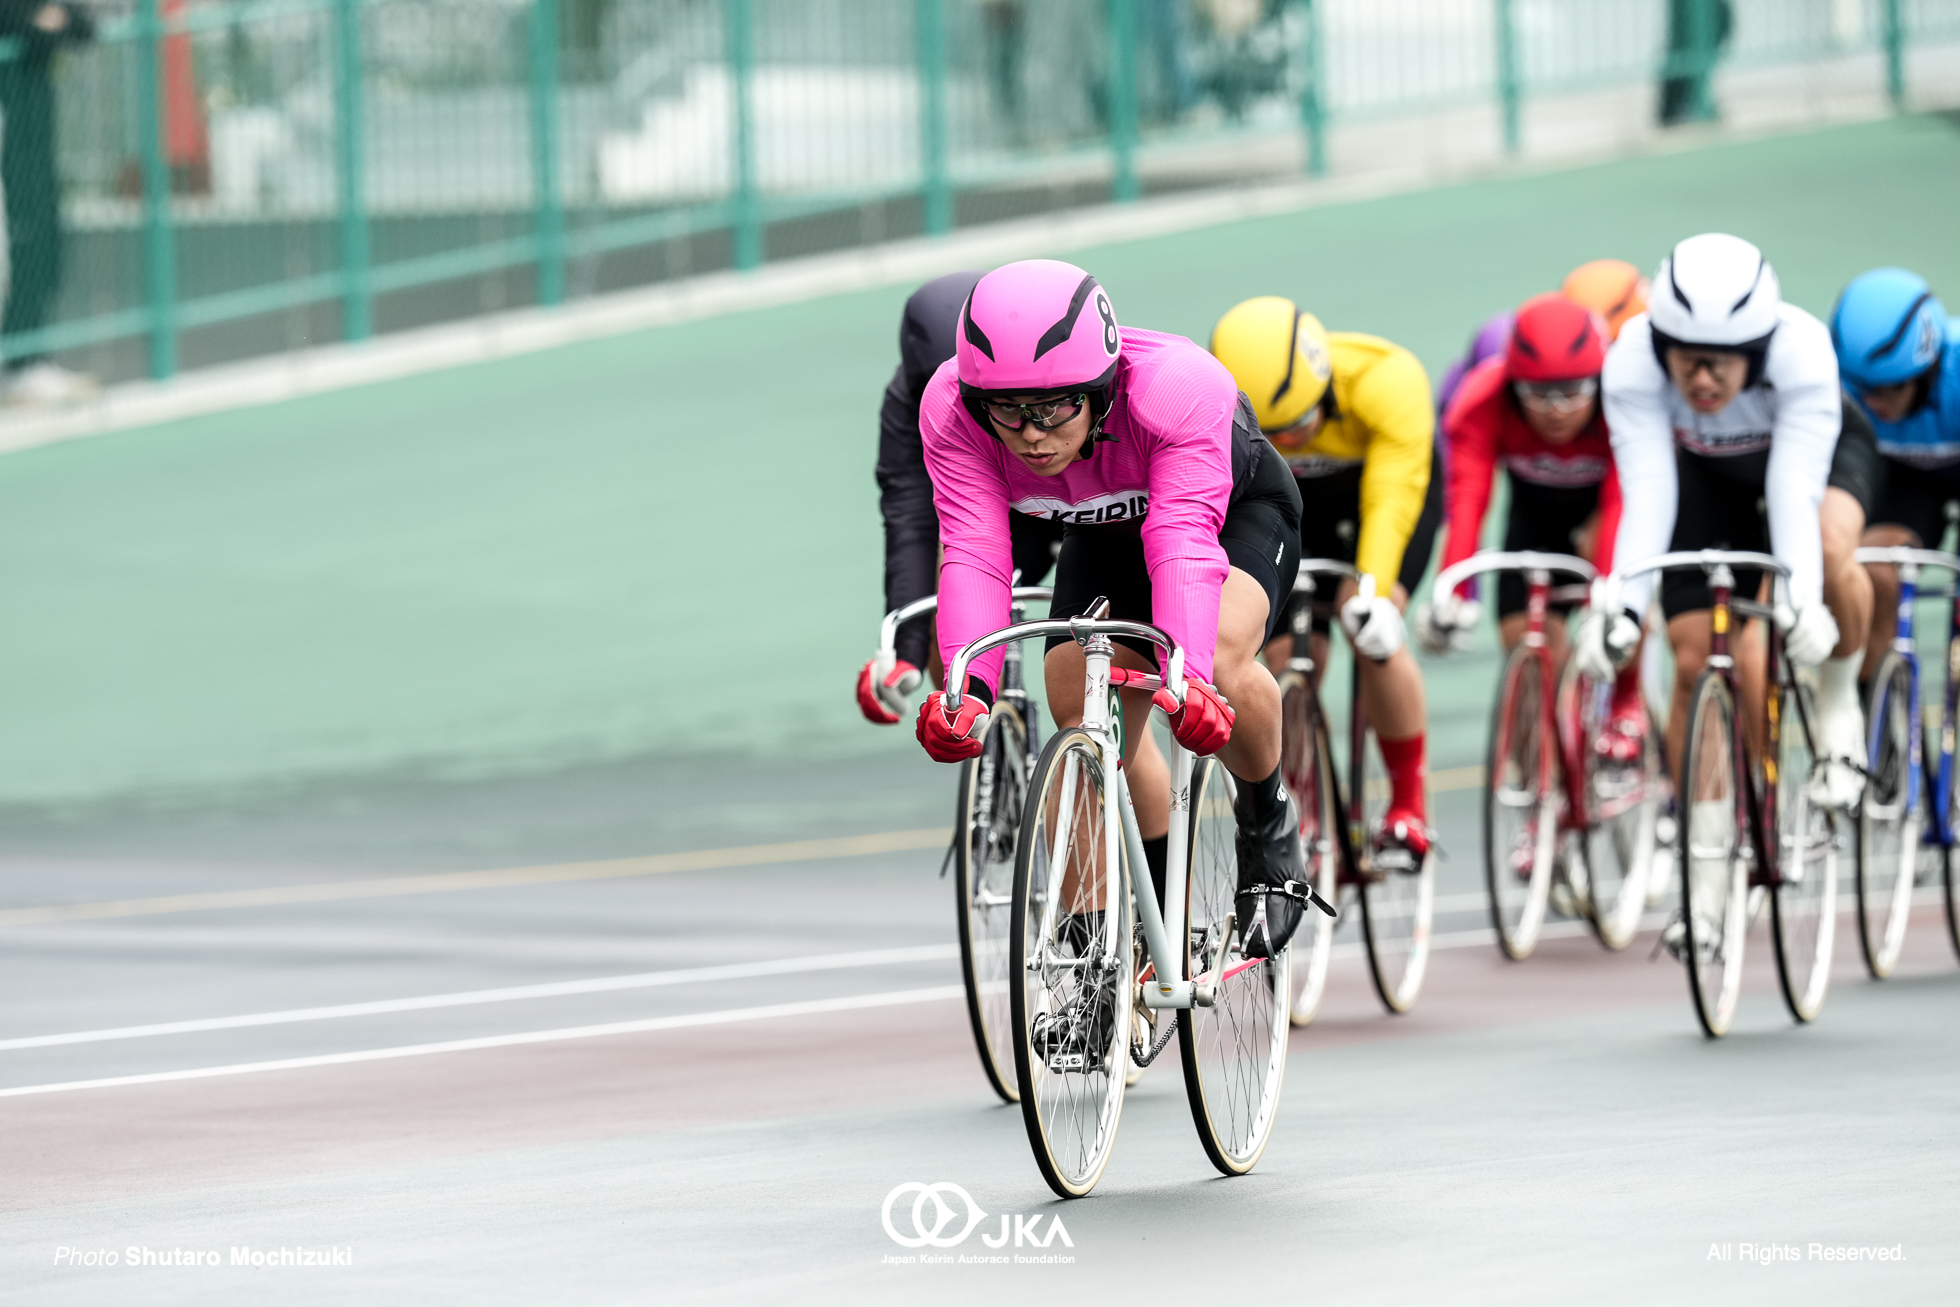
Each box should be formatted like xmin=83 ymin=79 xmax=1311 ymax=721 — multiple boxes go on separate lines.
xmin=1432 ymin=550 xmax=1594 ymax=602
xmin=1292 ymin=557 xmax=1363 ymax=597
xmin=945 ymin=610 xmax=1185 ymax=711
xmin=1593 ymin=549 xmax=1789 ymax=613
xmin=1853 ymin=546 xmax=1960 ymax=578
xmin=876 ymin=586 xmax=1055 ymax=656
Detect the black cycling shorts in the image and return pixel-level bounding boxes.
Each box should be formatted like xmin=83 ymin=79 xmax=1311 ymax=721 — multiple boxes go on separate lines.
xmin=1281 ymin=442 xmax=1444 ymax=637
xmin=1870 ymin=456 xmax=1960 ymax=550
xmin=1044 ymin=445 xmax=1304 ymax=668
xmin=1659 ymin=391 xmax=1878 ymax=619
xmin=1495 ymin=478 xmax=1604 ymax=618
xmin=1008 ymin=511 xmax=1066 ymax=586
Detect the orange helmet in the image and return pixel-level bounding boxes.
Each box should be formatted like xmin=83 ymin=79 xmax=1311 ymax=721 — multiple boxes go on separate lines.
xmin=1561 ymin=259 xmax=1649 ymax=340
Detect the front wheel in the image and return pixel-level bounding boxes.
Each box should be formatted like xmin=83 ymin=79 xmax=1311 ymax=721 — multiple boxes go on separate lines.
xmin=1856 ymin=653 xmax=1920 ymax=980
xmin=1358 ymin=723 xmax=1435 ymax=1013
xmin=1679 ymin=671 xmax=1749 ymax=1038
xmin=1279 ymin=670 xmax=1340 ymax=1026
xmin=1484 ymin=645 xmax=1558 ymax=960
xmin=1561 ymin=660 xmax=1663 ymax=951
xmin=1770 ymin=673 xmax=1838 ymax=1023
xmin=954 ymin=702 xmax=1027 ymax=1102
xmin=1011 ymin=728 xmax=1133 ymax=1199
xmin=1180 ymin=759 xmax=1290 ymax=1176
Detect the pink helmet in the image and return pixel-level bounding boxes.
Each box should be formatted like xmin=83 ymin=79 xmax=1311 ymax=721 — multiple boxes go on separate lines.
xmin=956 ymin=259 xmax=1122 ymax=427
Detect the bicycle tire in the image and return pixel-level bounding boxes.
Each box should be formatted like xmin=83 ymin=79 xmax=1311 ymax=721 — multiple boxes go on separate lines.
xmin=1856 ymin=653 xmax=1918 ymax=980
xmin=1180 ymin=758 xmax=1290 ymax=1175
xmin=1679 ymin=671 xmax=1749 ymax=1038
xmin=1769 ymin=673 xmax=1838 ymax=1022
xmin=1484 ymin=644 xmax=1557 ymax=960
xmin=1279 ymin=670 xmax=1340 ymax=1026
xmin=1561 ymin=659 xmax=1663 ymax=952
xmin=1358 ymin=720 xmax=1435 ymax=1014
xmin=954 ymin=702 xmax=1027 ymax=1103
xmin=1010 ymin=727 xmax=1133 ymax=1199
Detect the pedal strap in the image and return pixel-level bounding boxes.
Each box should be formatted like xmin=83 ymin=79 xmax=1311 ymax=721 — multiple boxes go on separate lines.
xmin=1240 ymin=879 xmax=1338 ymax=918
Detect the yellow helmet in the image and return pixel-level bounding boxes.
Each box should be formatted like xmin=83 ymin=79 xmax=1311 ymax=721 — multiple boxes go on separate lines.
xmin=1209 ymin=296 xmax=1333 ymax=433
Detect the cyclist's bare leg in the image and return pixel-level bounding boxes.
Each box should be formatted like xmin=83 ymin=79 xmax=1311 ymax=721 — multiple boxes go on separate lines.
xmin=1213 ymin=568 xmax=1282 ymax=784
xmin=1044 ymin=642 xmax=1169 ymax=839
xmin=1822 ymin=487 xmax=1872 ymax=661
xmin=1859 ymin=522 xmax=1918 ymax=681
xmin=1497 ymin=612 xmax=1573 ymax=661
xmin=1665 ymin=611 xmax=1768 ymax=780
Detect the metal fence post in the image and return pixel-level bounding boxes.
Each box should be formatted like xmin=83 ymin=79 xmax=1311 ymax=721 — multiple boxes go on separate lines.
xmin=725 ymin=0 xmax=761 ymax=270
xmin=529 ymin=0 xmax=565 ymax=304
xmin=1108 ymin=0 xmax=1138 ymax=202
xmin=1883 ymin=0 xmax=1905 ymax=109
xmin=1495 ymin=0 xmax=1521 ymax=154
xmin=916 ymin=0 xmax=951 ymax=235
xmin=332 ymin=0 xmax=371 ymax=340
xmin=1300 ymin=0 xmax=1326 ymax=177
xmin=135 ymin=0 xmax=176 ymax=378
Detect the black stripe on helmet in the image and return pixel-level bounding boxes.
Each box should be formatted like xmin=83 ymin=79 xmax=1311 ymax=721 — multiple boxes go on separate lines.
xmin=1668 ymin=246 xmax=1692 ymax=313
xmin=1729 ymin=255 xmax=1765 ymax=316
xmin=960 ymin=290 xmax=995 ymax=361
xmin=1032 ymin=274 xmax=1101 ymax=361
xmin=1270 ymin=307 xmax=1303 ymax=407
xmin=1873 ymin=291 xmax=1935 ymax=361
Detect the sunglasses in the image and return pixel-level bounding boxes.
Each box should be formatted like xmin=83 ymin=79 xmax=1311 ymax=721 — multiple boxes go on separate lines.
xmin=985 ymin=394 xmax=1087 ymax=432
xmin=1513 ymin=377 xmax=1598 ymax=413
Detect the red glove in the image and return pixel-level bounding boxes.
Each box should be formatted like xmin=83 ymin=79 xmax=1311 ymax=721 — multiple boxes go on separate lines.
xmin=916 ymin=690 xmax=989 ymax=762
xmin=1153 ymin=679 xmax=1235 ymax=756
xmin=855 ymin=656 xmax=921 ymax=725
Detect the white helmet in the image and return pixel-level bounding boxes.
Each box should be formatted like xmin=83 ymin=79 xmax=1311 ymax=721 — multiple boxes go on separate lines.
xmin=1648 ymin=233 xmax=1781 ymax=349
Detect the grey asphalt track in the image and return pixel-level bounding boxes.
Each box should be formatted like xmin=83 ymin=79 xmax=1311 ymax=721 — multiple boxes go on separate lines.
xmin=1 ymin=751 xmax=1956 ymax=1306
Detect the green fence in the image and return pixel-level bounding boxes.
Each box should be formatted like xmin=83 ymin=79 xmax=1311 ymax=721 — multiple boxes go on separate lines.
xmin=9 ymin=0 xmax=1960 ymax=385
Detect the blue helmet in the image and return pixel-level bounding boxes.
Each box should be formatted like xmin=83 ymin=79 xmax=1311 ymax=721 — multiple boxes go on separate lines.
xmin=1831 ymin=268 xmax=1947 ymax=389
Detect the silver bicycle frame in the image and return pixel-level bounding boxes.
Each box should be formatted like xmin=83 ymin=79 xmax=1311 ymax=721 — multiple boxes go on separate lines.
xmin=948 ymin=615 xmax=1205 ymax=1010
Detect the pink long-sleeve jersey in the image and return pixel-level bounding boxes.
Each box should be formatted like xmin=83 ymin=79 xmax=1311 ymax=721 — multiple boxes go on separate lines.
xmin=920 ymin=327 xmax=1241 ymax=694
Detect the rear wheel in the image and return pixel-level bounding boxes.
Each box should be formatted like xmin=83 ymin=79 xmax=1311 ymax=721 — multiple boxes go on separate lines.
xmin=1180 ymin=759 xmax=1290 ymax=1175
xmin=1484 ymin=645 xmax=1558 ymax=960
xmin=1359 ymin=721 xmax=1434 ymax=1013
xmin=1856 ymin=653 xmax=1920 ymax=980
xmin=1770 ymin=674 xmax=1838 ymax=1022
xmin=1679 ymin=672 xmax=1748 ymax=1038
xmin=1011 ymin=728 xmax=1133 ymax=1198
xmin=954 ymin=703 xmax=1027 ymax=1102
xmin=1279 ymin=669 xmax=1340 ymax=1026
xmin=1562 ymin=660 xmax=1663 ymax=951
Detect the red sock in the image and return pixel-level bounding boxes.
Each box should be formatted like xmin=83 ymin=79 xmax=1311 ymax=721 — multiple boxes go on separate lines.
xmin=1377 ymin=733 xmax=1426 ymax=819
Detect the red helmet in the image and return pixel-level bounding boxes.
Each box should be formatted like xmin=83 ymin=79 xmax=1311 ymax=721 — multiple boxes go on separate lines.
xmin=1505 ymin=292 xmax=1606 ymax=383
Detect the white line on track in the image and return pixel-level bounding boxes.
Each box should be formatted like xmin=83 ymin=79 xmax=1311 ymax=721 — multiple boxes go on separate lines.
xmin=0 ymin=986 xmax=969 ymax=1099
xmin=0 ymin=944 xmax=961 ymax=1052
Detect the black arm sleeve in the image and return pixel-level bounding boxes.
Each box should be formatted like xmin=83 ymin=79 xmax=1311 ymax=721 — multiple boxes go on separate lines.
xmin=877 ymin=364 xmax=940 ymax=669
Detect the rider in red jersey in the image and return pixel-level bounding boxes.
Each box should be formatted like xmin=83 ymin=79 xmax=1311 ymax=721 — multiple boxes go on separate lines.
xmin=1418 ymin=292 xmax=1646 ymax=761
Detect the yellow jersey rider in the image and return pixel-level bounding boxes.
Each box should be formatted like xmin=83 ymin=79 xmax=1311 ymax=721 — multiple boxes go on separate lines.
xmin=1211 ymin=298 xmax=1440 ymax=858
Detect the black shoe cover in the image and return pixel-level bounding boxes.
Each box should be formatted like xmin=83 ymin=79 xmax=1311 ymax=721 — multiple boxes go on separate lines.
xmin=1235 ymin=791 xmax=1304 ymax=960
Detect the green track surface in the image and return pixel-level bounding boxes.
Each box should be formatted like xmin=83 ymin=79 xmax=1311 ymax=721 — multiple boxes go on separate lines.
xmin=6 ymin=115 xmax=1960 ymax=808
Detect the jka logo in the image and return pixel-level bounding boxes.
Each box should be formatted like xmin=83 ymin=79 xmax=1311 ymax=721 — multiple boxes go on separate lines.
xmin=880 ymin=1182 xmax=1073 ymax=1249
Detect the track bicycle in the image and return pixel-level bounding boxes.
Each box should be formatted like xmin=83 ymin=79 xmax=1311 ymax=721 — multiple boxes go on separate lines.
xmin=1851 ymin=545 xmax=1960 ymax=977
xmin=944 ymin=601 xmax=1333 ymax=1197
xmin=1599 ymin=550 xmax=1838 ymax=1037
xmin=1428 ymin=551 xmax=1665 ymax=959
xmin=1277 ymin=559 xmax=1437 ymax=1022
xmin=873 ymin=583 xmax=1053 ymax=1102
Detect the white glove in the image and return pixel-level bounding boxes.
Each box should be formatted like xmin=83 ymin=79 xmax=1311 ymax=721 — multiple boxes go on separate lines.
xmin=1575 ymin=608 xmax=1641 ymax=681
xmin=1775 ymin=602 xmax=1840 ymax=669
xmin=1412 ymin=595 xmax=1480 ymax=655
xmin=1341 ymin=592 xmax=1406 ymax=661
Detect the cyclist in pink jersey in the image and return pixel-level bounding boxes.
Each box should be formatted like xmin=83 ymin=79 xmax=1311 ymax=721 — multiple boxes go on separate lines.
xmin=914 ymin=259 xmax=1307 ymax=959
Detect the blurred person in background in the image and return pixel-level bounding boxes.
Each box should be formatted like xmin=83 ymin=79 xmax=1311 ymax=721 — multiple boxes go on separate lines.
xmin=856 ymin=270 xmax=1066 ymax=724
xmin=0 ymin=0 xmax=93 ymax=408
xmin=1211 ymin=296 xmax=1439 ymax=863
xmin=1659 ymin=0 xmax=1732 ymax=126
xmin=1562 ymin=258 xmax=1650 ymax=341
xmin=981 ymin=1 xmax=1024 ymax=145
xmin=1830 ymin=268 xmax=1960 ymax=678
xmin=1577 ymin=233 xmax=1873 ymax=815
xmin=1435 ymin=311 xmax=1512 ymax=417
xmin=1420 ymin=294 xmax=1643 ymax=756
